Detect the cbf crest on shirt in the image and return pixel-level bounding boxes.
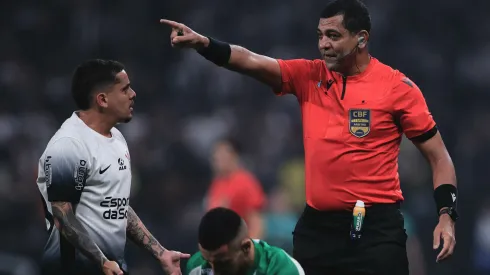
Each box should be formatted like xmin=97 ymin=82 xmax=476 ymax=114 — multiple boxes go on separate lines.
xmin=349 ymin=109 xmax=371 ymax=138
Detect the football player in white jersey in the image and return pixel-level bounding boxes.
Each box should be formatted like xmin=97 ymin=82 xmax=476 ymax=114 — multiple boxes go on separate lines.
xmin=37 ymin=59 xmax=190 ymax=275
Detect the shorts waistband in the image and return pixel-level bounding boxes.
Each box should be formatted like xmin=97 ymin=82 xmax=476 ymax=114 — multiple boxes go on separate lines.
xmin=303 ymin=202 xmax=401 ymax=220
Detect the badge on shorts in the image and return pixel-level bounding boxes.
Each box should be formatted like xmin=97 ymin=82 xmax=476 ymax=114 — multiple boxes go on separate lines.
xmin=349 ymin=109 xmax=371 ymax=138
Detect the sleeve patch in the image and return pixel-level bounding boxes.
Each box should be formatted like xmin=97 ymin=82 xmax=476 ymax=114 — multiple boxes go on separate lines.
xmin=402 ymin=77 xmax=414 ymax=88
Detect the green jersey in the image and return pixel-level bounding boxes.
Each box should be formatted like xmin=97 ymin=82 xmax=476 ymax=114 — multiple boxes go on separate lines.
xmin=186 ymin=239 xmax=304 ymax=275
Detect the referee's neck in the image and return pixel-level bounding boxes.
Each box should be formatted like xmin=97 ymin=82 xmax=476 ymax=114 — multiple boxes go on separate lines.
xmin=339 ymin=52 xmax=371 ymax=77
xmin=77 ymin=110 xmax=115 ymax=138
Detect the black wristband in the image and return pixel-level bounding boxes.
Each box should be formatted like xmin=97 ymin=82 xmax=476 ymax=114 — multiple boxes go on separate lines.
xmin=433 ymin=184 xmax=457 ymax=214
xmin=197 ymin=37 xmax=231 ymax=66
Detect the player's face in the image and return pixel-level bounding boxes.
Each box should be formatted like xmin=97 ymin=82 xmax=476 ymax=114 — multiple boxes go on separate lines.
xmin=211 ymin=142 xmax=237 ymax=174
xmin=200 ymin=240 xmax=252 ymax=275
xmin=317 ymin=15 xmax=359 ymax=72
xmin=106 ymin=70 xmax=136 ymax=123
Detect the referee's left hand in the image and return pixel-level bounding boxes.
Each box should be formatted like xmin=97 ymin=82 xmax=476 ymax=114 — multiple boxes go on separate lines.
xmin=159 ymin=250 xmax=191 ymax=275
xmin=433 ymin=213 xmax=456 ymax=262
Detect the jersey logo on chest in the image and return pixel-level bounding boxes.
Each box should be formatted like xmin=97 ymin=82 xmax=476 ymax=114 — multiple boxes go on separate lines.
xmin=118 ymin=158 xmax=127 ymax=171
xmin=349 ymin=109 xmax=371 ymax=138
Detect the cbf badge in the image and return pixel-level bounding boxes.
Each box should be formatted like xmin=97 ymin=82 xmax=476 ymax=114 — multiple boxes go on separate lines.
xmin=349 ymin=109 xmax=371 ymax=138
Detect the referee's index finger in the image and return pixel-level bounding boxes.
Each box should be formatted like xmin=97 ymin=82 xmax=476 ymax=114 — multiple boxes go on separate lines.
xmin=160 ymin=19 xmax=181 ymax=28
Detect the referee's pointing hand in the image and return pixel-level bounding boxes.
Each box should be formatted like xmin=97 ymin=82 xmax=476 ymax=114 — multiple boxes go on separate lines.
xmin=433 ymin=212 xmax=456 ymax=262
xmin=160 ymin=19 xmax=210 ymax=50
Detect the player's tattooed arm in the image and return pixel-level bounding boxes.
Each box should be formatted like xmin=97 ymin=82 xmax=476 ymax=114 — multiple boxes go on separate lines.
xmin=126 ymin=206 xmax=166 ymax=259
xmin=51 ymin=201 xmax=108 ymax=268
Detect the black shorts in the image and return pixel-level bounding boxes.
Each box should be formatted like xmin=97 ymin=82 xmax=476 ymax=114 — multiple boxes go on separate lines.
xmin=293 ymin=203 xmax=409 ymax=275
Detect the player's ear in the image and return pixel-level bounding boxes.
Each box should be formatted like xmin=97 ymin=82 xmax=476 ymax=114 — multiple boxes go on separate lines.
xmin=357 ymin=30 xmax=369 ymax=49
xmin=95 ymin=92 xmax=109 ymax=108
xmin=241 ymin=239 xmax=252 ymax=253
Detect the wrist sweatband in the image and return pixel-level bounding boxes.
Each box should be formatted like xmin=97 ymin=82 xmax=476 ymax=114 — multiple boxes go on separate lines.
xmin=433 ymin=184 xmax=457 ymax=214
xmin=197 ymin=37 xmax=231 ymax=66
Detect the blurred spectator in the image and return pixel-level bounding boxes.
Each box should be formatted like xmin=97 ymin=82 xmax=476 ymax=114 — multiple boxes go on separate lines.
xmin=264 ymin=187 xmax=298 ymax=253
xmin=205 ymin=138 xmax=267 ymax=239
xmin=473 ymin=197 xmax=490 ymax=274
xmin=403 ymin=211 xmax=427 ymax=275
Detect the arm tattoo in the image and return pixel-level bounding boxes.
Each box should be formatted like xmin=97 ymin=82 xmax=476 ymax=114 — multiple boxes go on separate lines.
xmin=51 ymin=202 xmax=107 ymax=268
xmin=126 ymin=206 xmax=166 ymax=259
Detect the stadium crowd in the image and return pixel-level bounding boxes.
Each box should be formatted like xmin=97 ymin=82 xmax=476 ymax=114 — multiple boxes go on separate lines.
xmin=0 ymin=0 xmax=489 ymax=274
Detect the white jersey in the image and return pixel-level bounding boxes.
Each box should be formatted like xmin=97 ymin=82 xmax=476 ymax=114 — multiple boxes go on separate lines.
xmin=38 ymin=112 xmax=132 ymax=274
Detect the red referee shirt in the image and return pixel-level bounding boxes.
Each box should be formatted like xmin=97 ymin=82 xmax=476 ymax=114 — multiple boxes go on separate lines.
xmin=206 ymin=169 xmax=266 ymax=223
xmin=275 ymin=57 xmax=436 ymax=211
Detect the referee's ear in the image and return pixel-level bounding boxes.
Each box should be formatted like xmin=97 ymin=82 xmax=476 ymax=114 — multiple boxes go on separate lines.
xmin=357 ymin=30 xmax=369 ymax=49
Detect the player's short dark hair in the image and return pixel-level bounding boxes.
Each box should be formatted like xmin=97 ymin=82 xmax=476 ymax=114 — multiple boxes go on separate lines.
xmin=71 ymin=59 xmax=125 ymax=110
xmin=320 ymin=0 xmax=371 ymax=34
xmin=217 ymin=137 xmax=242 ymax=155
xmin=198 ymin=207 xmax=243 ymax=251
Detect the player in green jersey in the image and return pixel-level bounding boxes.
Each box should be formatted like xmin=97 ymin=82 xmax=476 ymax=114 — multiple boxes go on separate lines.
xmin=186 ymin=207 xmax=304 ymax=275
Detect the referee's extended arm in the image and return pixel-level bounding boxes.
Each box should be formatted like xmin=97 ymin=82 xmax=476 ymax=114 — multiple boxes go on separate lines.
xmin=160 ymin=19 xmax=283 ymax=91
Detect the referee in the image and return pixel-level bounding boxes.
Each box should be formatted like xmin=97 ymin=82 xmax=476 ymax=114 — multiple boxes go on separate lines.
xmin=161 ymin=0 xmax=458 ymax=274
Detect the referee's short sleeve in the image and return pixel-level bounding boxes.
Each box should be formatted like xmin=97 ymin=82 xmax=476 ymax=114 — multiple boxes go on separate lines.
xmin=392 ymin=74 xmax=437 ymax=142
xmin=42 ymin=137 xmax=90 ymax=203
xmin=273 ymin=59 xmax=315 ymax=100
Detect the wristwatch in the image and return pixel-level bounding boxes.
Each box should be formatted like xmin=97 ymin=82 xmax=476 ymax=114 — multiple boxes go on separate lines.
xmin=439 ymin=207 xmax=459 ymax=222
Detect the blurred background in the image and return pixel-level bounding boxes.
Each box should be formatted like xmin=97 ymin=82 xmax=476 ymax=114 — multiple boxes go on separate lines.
xmin=1 ymin=0 xmax=489 ymax=274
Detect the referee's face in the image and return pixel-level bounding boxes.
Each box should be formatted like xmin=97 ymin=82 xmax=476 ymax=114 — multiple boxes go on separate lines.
xmin=106 ymin=70 xmax=136 ymax=123
xmin=317 ymin=15 xmax=359 ymax=72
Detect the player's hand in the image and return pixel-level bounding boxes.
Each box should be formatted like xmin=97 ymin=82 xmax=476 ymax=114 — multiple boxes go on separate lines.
xmin=159 ymin=249 xmax=191 ymax=275
xmin=433 ymin=213 xmax=456 ymax=262
xmin=160 ymin=19 xmax=209 ymax=50
xmin=102 ymin=260 xmax=124 ymax=275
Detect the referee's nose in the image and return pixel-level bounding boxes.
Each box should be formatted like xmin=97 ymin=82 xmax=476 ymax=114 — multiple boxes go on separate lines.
xmin=130 ymin=87 xmax=136 ymax=99
xmin=319 ymin=36 xmax=331 ymax=51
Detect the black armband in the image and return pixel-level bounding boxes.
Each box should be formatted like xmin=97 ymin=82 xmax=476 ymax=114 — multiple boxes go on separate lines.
xmin=197 ymin=37 xmax=231 ymax=66
xmin=410 ymin=125 xmax=438 ymax=143
xmin=433 ymin=184 xmax=457 ymax=214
